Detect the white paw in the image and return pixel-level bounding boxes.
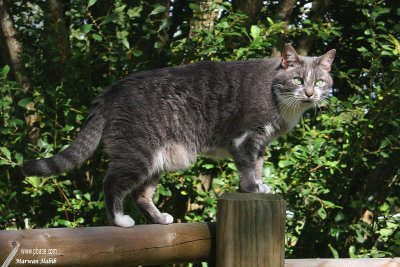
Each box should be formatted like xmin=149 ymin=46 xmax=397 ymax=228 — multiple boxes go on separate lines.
xmin=258 ymin=184 xmax=271 ymax=194
xmin=114 ymin=213 xmax=135 ymax=228
xmin=161 ymin=213 xmax=174 ymax=224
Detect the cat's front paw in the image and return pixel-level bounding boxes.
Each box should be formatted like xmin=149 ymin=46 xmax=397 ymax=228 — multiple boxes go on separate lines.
xmin=114 ymin=213 xmax=135 ymax=227
xmin=160 ymin=213 xmax=174 ymax=224
xmin=258 ymin=183 xmax=271 ymax=194
xmin=241 ymin=183 xmax=271 ymax=194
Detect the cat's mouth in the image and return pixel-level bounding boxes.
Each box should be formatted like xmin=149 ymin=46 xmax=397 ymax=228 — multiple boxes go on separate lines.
xmin=299 ymin=97 xmax=316 ymax=104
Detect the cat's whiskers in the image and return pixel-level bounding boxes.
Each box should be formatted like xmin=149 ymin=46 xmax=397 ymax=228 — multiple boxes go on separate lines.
xmin=279 ymin=95 xmax=299 ymax=115
xmin=312 ymin=101 xmax=318 ymax=120
xmin=317 ymin=96 xmax=332 ymax=113
xmin=313 ymin=95 xmax=333 ymax=118
xmin=279 ymin=93 xmax=298 ymax=108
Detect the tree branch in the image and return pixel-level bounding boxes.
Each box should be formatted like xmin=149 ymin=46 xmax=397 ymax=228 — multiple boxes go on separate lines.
xmin=271 ymin=0 xmax=297 ymax=57
xmin=233 ymin=0 xmax=264 ymax=28
xmin=296 ymin=0 xmax=330 ymax=55
xmin=44 ymin=0 xmax=70 ymax=85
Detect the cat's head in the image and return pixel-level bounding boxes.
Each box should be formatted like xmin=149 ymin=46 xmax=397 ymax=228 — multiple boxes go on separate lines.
xmin=273 ymin=44 xmax=336 ymax=113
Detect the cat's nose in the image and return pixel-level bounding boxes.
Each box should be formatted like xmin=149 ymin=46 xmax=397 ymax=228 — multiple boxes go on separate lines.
xmin=304 ymin=89 xmax=314 ymax=98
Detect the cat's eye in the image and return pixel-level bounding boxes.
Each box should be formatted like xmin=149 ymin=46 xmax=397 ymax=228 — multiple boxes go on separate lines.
xmin=315 ymin=79 xmax=324 ymax=86
xmin=293 ymin=77 xmax=304 ymax=85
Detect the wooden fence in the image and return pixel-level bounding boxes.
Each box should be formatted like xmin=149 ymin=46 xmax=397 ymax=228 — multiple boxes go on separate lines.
xmin=0 ymin=193 xmax=399 ymax=267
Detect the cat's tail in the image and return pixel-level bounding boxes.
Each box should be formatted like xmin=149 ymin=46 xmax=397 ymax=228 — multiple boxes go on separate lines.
xmin=22 ymin=98 xmax=105 ymax=177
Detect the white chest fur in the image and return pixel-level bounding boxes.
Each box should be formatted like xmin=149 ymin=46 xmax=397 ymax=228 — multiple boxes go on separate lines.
xmin=281 ymin=109 xmax=303 ymax=132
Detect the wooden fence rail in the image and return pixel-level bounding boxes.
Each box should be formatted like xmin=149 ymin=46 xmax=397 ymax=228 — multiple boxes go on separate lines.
xmin=1 ymin=193 xmax=400 ymax=266
xmin=0 ymin=222 xmax=215 ymax=266
xmin=285 ymin=258 xmax=400 ymax=267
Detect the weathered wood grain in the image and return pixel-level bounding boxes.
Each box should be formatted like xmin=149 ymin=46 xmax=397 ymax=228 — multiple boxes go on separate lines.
xmin=216 ymin=193 xmax=286 ymax=267
xmin=0 ymin=222 xmax=216 ymax=266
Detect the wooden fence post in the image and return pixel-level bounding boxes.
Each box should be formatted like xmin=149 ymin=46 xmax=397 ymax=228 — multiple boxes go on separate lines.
xmin=216 ymin=193 xmax=286 ymax=267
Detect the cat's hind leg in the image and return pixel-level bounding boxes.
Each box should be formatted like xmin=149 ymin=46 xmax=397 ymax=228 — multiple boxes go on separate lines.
xmin=103 ymin=162 xmax=141 ymax=228
xmin=131 ymin=182 xmax=174 ymax=225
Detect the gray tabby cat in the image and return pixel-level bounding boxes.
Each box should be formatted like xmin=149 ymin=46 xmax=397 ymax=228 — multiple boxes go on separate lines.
xmin=23 ymin=44 xmax=335 ymax=227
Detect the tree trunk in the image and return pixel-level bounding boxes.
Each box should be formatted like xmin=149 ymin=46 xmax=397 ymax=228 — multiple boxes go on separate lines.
xmin=0 ymin=0 xmax=39 ymax=143
xmin=189 ymin=0 xmax=222 ymax=38
xmin=0 ymin=0 xmax=29 ymax=90
xmin=271 ymin=0 xmax=297 ymax=57
xmin=296 ymin=0 xmax=330 ymax=55
xmin=233 ymin=0 xmax=264 ymax=28
xmin=0 ymin=28 xmax=10 ymax=69
xmin=44 ymin=0 xmax=70 ymax=85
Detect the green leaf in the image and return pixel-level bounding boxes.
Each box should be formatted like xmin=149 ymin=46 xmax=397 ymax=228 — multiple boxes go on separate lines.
xmin=202 ymin=164 xmax=215 ymax=169
xmin=116 ymin=30 xmax=129 ymax=39
xmin=173 ymin=30 xmax=182 ymax=38
xmin=87 ymin=0 xmax=97 ymax=8
xmin=158 ymin=184 xmax=171 ymax=197
xmin=334 ymin=211 xmax=345 ymax=222
xmin=159 ymin=17 xmax=173 ymax=31
xmin=250 ymin=25 xmax=260 ymax=39
xmin=349 ymin=245 xmax=357 ymax=258
xmin=62 ymin=220 xmax=72 ymax=227
xmin=84 ymin=193 xmax=91 ymax=201
xmin=380 ymin=139 xmax=390 ymax=149
xmin=2 ymin=65 xmax=10 ymax=78
xmin=101 ymin=13 xmax=117 ymax=25
xmin=59 ymin=125 xmax=74 ymax=132
xmin=322 ymin=200 xmax=337 ymax=208
xmin=81 ymin=24 xmax=92 ymax=34
xmin=189 ymin=3 xmax=201 ymax=11
xmin=328 ymin=244 xmax=339 ymax=258
xmin=10 ymin=119 xmax=25 ymax=127
xmin=132 ymin=50 xmax=143 ymax=57
xmin=212 ymin=178 xmax=225 ymax=187
xmin=355 ymin=229 xmax=365 ymax=243
xmin=150 ymin=5 xmax=166 ymax=16
xmin=318 ymin=206 xmax=327 ymax=219
xmin=1 ymin=147 xmax=11 ymax=160
xmin=278 ymin=160 xmax=294 ymax=168
xmin=380 ymin=202 xmax=389 ymax=212
xmin=8 ymin=191 xmax=16 ymax=201
xmin=115 ymin=4 xmax=126 ymax=13
xmin=154 ymin=41 xmax=164 ymax=48
xmin=381 ymin=50 xmax=393 ymax=56
xmin=15 ymin=153 xmax=23 ymax=164
xmin=122 ymin=39 xmax=130 ymax=49
xmin=127 ymin=7 xmax=142 ymax=18
xmin=18 ymin=97 xmax=33 ymax=108
xmin=92 ymin=33 xmax=102 ymax=41
xmin=27 ymin=177 xmax=41 ymax=187
xmin=227 ymin=162 xmax=237 ymax=171
xmin=318 ymin=30 xmax=329 ymax=40
xmin=380 ymin=151 xmax=389 ymax=158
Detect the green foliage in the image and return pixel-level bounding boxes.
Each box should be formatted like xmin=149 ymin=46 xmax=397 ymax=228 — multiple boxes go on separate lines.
xmin=0 ymin=0 xmax=400 ymax=263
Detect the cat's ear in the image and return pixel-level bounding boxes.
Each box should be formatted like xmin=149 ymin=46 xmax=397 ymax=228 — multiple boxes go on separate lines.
xmin=318 ymin=49 xmax=336 ymax=72
xmin=281 ymin=44 xmax=300 ymax=69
